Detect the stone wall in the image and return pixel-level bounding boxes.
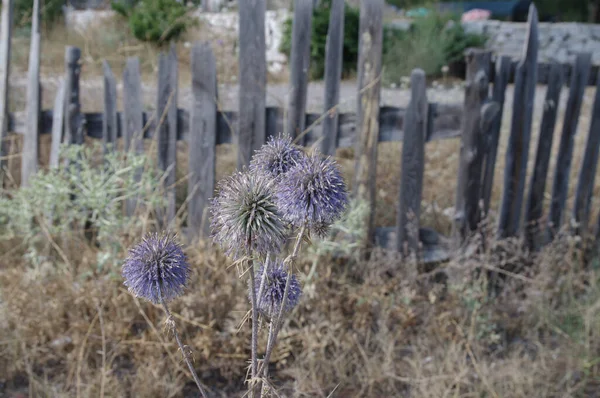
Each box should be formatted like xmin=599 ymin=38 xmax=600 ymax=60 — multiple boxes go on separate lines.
xmin=463 ymin=20 xmax=600 ymax=65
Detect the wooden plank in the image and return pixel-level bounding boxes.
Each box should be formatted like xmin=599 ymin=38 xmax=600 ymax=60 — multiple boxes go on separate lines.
xmin=321 ymin=0 xmax=344 ymax=155
xmin=497 ymin=5 xmax=539 ymax=239
xmin=285 ymin=0 xmax=313 ymax=143
xmin=523 ymin=62 xmax=564 ymax=250
xmin=488 ymin=59 xmax=598 ymax=87
xmin=102 ymin=60 xmax=118 ymax=156
xmin=49 ymin=79 xmax=65 ymax=168
xmin=0 ymin=0 xmax=12 ymax=181
xmin=548 ymin=52 xmax=592 ymax=238
xmin=64 ymin=47 xmax=83 ymax=147
xmin=122 ymin=57 xmax=144 ymax=216
xmin=188 ymin=42 xmax=218 ymax=239
xmin=166 ymin=44 xmax=178 ymax=224
xmin=155 ymin=50 xmax=170 ymax=226
xmin=237 ymin=0 xmax=266 ymax=168
xmin=396 ymin=69 xmax=427 ymax=257
xmin=353 ymin=0 xmax=384 ymax=244
xmin=481 ymin=55 xmax=511 ymax=216
xmin=21 ymin=0 xmax=41 ymax=187
xmin=452 ymin=49 xmax=492 ymax=245
xmin=572 ymin=69 xmax=600 ymax=236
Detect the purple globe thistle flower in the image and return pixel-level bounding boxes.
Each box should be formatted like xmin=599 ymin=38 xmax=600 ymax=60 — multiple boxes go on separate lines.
xmin=249 ymin=133 xmax=306 ymax=179
xmin=122 ymin=232 xmax=190 ymax=304
xmin=210 ymin=171 xmax=288 ymax=259
xmin=275 ymin=152 xmax=348 ymax=235
xmin=251 ymin=261 xmax=302 ymax=318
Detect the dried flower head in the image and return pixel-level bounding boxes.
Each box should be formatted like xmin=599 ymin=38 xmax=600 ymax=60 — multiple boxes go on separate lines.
xmin=250 ymin=133 xmax=306 ymax=179
xmin=275 ymin=152 xmax=348 ymax=235
xmin=122 ymin=232 xmax=190 ymax=304
xmin=252 ymin=261 xmax=302 ymax=318
xmin=210 ymin=171 xmax=288 ymax=259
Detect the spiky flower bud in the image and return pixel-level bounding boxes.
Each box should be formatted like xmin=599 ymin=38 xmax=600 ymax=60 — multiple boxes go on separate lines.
xmin=122 ymin=232 xmax=190 ymax=304
xmin=250 ymin=133 xmax=306 ymax=179
xmin=252 ymin=261 xmax=302 ymax=318
xmin=275 ymin=152 xmax=348 ymax=235
xmin=210 ymin=171 xmax=288 ymax=259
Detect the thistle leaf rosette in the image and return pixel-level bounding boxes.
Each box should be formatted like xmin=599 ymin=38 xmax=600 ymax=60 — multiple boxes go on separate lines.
xmin=275 ymin=152 xmax=348 ymax=236
xmin=249 ymin=133 xmax=306 ymax=179
xmin=252 ymin=261 xmax=302 ymax=318
xmin=122 ymin=232 xmax=190 ymax=304
xmin=210 ymin=171 xmax=288 ymax=259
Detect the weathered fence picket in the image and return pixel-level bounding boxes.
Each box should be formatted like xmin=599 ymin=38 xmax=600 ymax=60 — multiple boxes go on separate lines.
xmin=353 ymin=0 xmax=383 ymax=244
xmin=64 ymin=47 xmax=83 ymax=148
xmin=452 ymin=49 xmax=493 ymax=245
xmin=397 ymin=69 xmax=427 ymax=257
xmin=49 ymin=80 xmax=65 ymax=168
xmin=237 ymin=0 xmax=266 ymax=168
xmin=22 ymin=0 xmax=41 ymax=187
xmin=188 ymin=42 xmax=217 ymax=239
xmin=548 ymin=52 xmax=592 ymax=238
xmin=286 ymin=0 xmax=313 ymax=143
xmin=524 ymin=62 xmax=564 ymax=250
xmin=572 ymin=70 xmax=600 ymax=236
xmin=0 ymin=0 xmax=12 ymax=182
xmin=321 ymin=0 xmax=345 ymax=156
xmin=498 ymin=4 xmax=538 ymax=239
xmin=102 ymin=61 xmax=117 ymax=156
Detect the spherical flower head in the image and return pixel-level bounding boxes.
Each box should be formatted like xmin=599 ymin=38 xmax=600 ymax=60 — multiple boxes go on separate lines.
xmin=122 ymin=232 xmax=190 ymax=304
xmin=249 ymin=133 xmax=306 ymax=179
xmin=275 ymin=152 xmax=348 ymax=235
xmin=252 ymin=261 xmax=302 ymax=318
xmin=210 ymin=171 xmax=288 ymax=259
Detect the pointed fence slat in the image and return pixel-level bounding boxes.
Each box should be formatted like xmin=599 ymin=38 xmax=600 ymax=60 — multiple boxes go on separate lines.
xmin=102 ymin=61 xmax=117 ymax=156
xmin=524 ymin=62 xmax=564 ymax=250
xmin=237 ymin=0 xmax=266 ymax=168
xmin=353 ymin=0 xmax=384 ymax=244
xmin=321 ymin=0 xmax=344 ymax=155
xmin=286 ymin=0 xmax=313 ymax=143
xmin=452 ymin=49 xmax=493 ymax=245
xmin=49 ymin=79 xmax=65 ymax=168
xmin=0 ymin=0 xmax=13 ymax=181
xmin=497 ymin=5 xmax=539 ymax=239
xmin=572 ymin=69 xmax=600 ymax=236
xmin=22 ymin=0 xmax=41 ymax=187
xmin=548 ymin=52 xmax=592 ymax=237
xmin=188 ymin=42 xmax=217 ymax=239
xmin=64 ymin=47 xmax=83 ymax=147
xmin=481 ymin=55 xmax=511 ymax=216
xmin=396 ymin=69 xmax=427 ymax=257
xmin=122 ymin=57 xmax=144 ymax=216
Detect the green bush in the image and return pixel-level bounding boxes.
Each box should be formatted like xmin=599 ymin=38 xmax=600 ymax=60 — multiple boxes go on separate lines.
xmin=112 ymin=0 xmax=193 ymax=45
xmin=9 ymin=0 xmax=64 ymax=29
xmin=382 ymin=13 xmax=487 ymax=84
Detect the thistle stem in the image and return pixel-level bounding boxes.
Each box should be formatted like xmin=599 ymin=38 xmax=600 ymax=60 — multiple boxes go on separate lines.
xmin=257 ymin=226 xmax=306 ymax=396
xmin=156 ymin=283 xmax=208 ymax=398
xmin=248 ymin=260 xmax=259 ymax=397
xmin=256 ymin=253 xmax=271 ymax=334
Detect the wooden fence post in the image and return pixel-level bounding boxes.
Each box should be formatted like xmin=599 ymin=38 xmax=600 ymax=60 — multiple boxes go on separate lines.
xmin=572 ymin=69 xmax=600 ymax=236
xmin=49 ymin=79 xmax=65 ymax=168
xmin=122 ymin=57 xmax=144 ymax=216
xmin=0 ymin=0 xmax=13 ymax=183
xmin=548 ymin=52 xmax=592 ymax=238
xmin=396 ymin=69 xmax=427 ymax=257
xmin=166 ymin=45 xmax=178 ymax=224
xmin=353 ymin=0 xmax=383 ymax=244
xmin=238 ymin=0 xmax=266 ymax=168
xmin=524 ymin=62 xmax=564 ymax=250
xmin=321 ymin=0 xmax=344 ymax=156
xmin=102 ymin=60 xmax=118 ymax=156
xmin=22 ymin=0 xmax=41 ymax=187
xmin=285 ymin=0 xmax=313 ymax=142
xmin=497 ymin=5 xmax=538 ymax=239
xmin=188 ymin=42 xmax=217 ymax=239
xmin=481 ymin=55 xmax=511 ymax=216
xmin=452 ymin=49 xmax=493 ymax=245
xmin=64 ymin=47 xmax=83 ymax=147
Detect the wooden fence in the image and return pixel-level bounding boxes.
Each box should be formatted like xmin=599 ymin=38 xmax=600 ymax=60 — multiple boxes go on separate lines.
xmin=0 ymin=0 xmax=599 ymax=263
